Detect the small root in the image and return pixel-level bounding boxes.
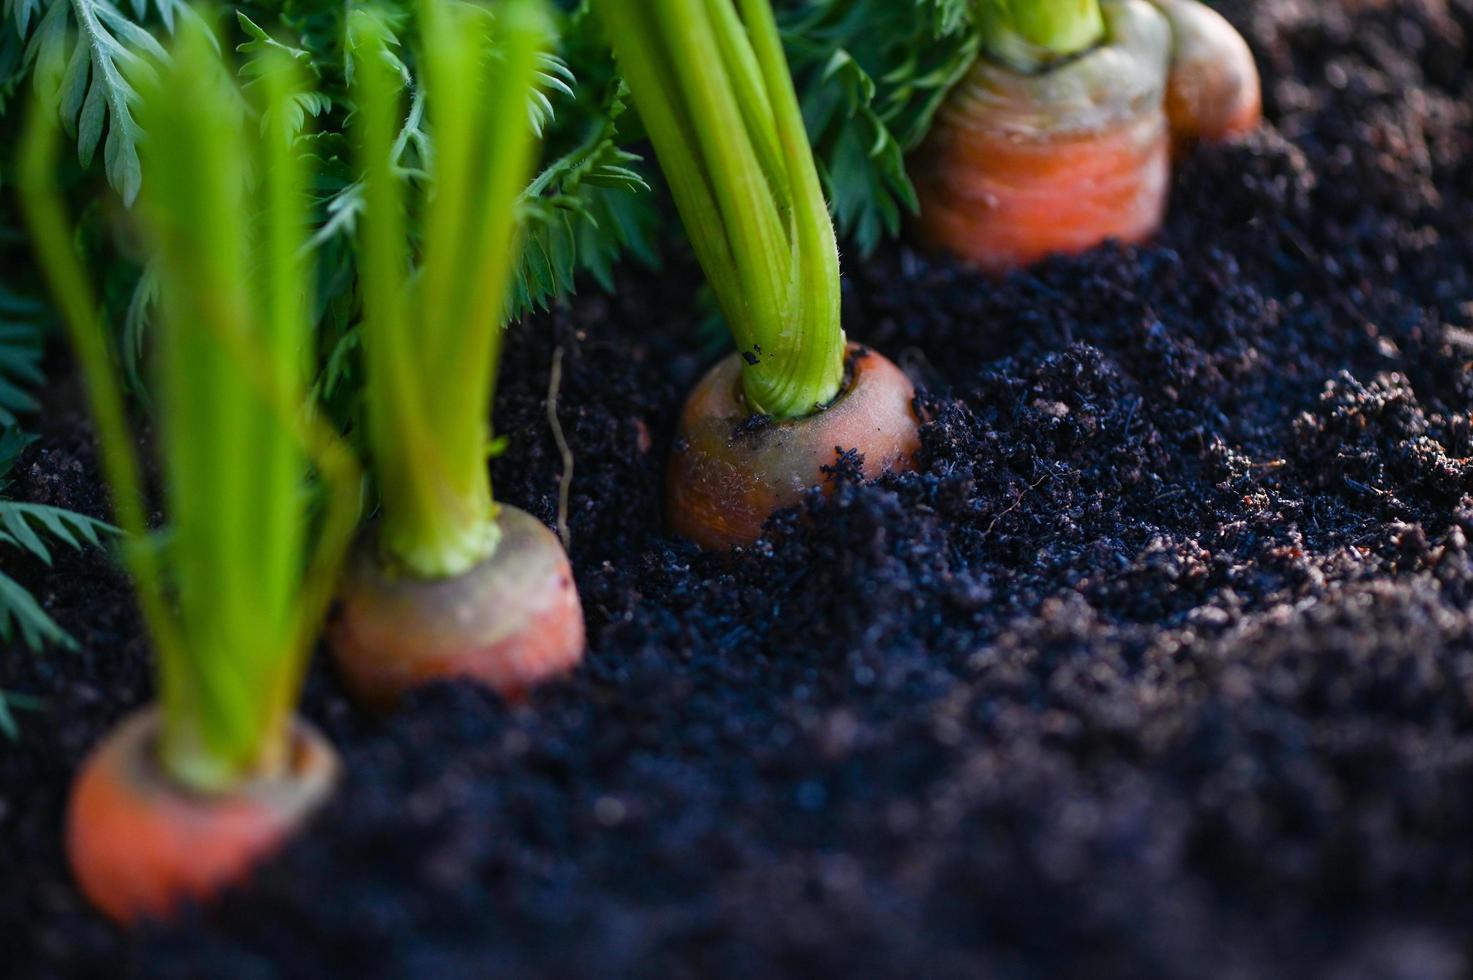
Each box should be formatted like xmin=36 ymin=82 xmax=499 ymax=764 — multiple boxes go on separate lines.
xmin=547 ymin=346 xmax=574 ymax=551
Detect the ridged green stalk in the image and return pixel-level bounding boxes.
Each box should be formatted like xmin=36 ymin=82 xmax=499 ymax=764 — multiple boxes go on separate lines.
xmin=20 ymin=25 xmax=359 ymax=794
xmin=352 ymin=0 xmax=545 ymax=579
xmin=595 ymin=0 xmax=845 ymax=421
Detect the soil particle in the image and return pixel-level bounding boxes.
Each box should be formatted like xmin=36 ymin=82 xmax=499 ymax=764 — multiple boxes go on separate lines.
xmin=6 ymin=2 xmax=1473 ymax=977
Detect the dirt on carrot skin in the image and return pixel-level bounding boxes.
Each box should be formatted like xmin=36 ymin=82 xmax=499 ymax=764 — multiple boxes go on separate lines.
xmin=5 ymin=0 xmax=1473 ymax=976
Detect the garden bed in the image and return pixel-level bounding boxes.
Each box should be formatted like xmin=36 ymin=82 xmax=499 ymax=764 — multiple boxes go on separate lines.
xmin=6 ymin=0 xmax=1473 ymax=975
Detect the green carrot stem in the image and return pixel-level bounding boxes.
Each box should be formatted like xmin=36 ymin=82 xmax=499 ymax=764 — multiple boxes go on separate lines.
xmin=21 ymin=26 xmax=357 ymax=794
xmin=975 ymin=0 xmax=1106 ymax=72
xmin=596 ymin=0 xmax=845 ymax=420
xmin=353 ymin=0 xmax=545 ymax=581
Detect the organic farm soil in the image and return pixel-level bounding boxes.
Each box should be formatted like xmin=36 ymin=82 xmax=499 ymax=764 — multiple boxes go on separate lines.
xmin=6 ymin=1 xmax=1473 ymax=976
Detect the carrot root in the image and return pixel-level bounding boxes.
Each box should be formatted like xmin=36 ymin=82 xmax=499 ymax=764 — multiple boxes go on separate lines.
xmin=328 ymin=505 xmax=585 ymax=712
xmin=67 ymin=707 xmax=338 ymax=925
xmin=666 ymin=343 xmax=921 ymax=551
xmin=914 ymin=0 xmax=1173 ymax=275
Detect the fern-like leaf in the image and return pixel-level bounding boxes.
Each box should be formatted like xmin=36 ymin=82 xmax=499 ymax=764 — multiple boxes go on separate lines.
xmin=0 ymin=500 xmax=112 ymax=565
xmin=21 ymin=0 xmax=170 ymax=204
xmin=0 ymin=567 xmax=74 ymax=651
xmin=782 ymin=0 xmax=979 ymax=254
xmin=0 ymin=420 xmax=117 ymax=656
xmin=514 ymin=65 xmax=655 ymax=314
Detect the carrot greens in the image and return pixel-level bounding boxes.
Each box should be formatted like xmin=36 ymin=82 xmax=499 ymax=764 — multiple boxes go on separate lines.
xmin=352 ymin=0 xmax=544 ymax=580
xmin=595 ymin=0 xmax=845 ymax=421
xmin=19 ymin=21 xmax=358 ymax=794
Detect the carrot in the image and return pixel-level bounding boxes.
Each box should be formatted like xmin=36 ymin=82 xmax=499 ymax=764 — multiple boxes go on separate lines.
xmin=326 ymin=0 xmax=586 ymax=708
xmin=915 ymin=0 xmax=1260 ymax=273
xmin=915 ymin=0 xmax=1171 ymax=275
xmin=597 ymin=0 xmax=922 ymax=550
xmin=329 ymin=506 xmax=584 ymax=711
xmin=1150 ymin=0 xmax=1262 ymax=146
xmin=67 ymin=709 xmax=338 ymax=924
xmin=21 ymin=19 xmax=358 ymax=923
xmin=667 ymin=345 xmax=921 ymax=551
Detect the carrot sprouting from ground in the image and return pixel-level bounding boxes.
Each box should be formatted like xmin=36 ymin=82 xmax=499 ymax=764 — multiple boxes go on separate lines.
xmin=594 ymin=0 xmax=922 ymax=551
xmin=913 ymin=0 xmax=1260 ymax=275
xmin=325 ymin=0 xmax=585 ymax=711
xmin=20 ymin=23 xmax=358 ymax=924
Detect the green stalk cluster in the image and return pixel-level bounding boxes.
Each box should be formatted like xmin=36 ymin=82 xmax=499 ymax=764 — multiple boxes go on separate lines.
xmin=353 ymin=0 xmax=545 ymax=580
xmin=595 ymin=0 xmax=845 ymax=421
xmin=20 ymin=22 xmax=358 ymax=793
xmin=975 ymin=0 xmax=1106 ymax=72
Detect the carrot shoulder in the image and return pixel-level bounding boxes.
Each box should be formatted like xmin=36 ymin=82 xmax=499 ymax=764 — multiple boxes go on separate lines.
xmin=329 ymin=506 xmax=585 ymax=712
xmin=667 ymin=344 xmax=921 ymax=551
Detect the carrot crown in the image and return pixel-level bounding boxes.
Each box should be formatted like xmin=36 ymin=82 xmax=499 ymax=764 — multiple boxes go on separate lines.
xmin=352 ymin=0 xmax=545 ymax=580
xmin=19 ymin=23 xmax=359 ymax=794
xmin=975 ymin=0 xmax=1106 ymax=72
xmin=595 ymin=0 xmax=845 ymax=422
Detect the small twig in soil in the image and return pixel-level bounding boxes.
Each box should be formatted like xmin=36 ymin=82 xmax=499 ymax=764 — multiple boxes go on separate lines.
xmin=984 ymin=471 xmax=1052 ymax=535
xmin=548 ymin=346 xmax=573 ymax=551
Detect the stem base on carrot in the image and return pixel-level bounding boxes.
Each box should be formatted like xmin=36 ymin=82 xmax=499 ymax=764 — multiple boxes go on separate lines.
xmin=667 ymin=343 xmax=921 ymax=551
xmin=328 ymin=505 xmax=585 ymax=712
xmin=914 ymin=0 xmax=1172 ymax=275
xmin=66 ymin=707 xmax=338 ymax=925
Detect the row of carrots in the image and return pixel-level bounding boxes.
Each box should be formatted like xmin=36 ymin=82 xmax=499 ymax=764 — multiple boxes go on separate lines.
xmin=20 ymin=0 xmax=1259 ymax=926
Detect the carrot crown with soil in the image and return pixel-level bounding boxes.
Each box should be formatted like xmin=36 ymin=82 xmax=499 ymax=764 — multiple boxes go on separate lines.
xmin=18 ymin=24 xmax=359 ymax=796
xmin=594 ymin=0 xmax=845 ymax=422
xmin=353 ymin=0 xmax=545 ymax=580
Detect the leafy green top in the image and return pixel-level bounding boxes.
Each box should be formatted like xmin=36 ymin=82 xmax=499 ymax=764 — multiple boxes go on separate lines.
xmin=774 ymin=0 xmax=975 ymax=254
xmin=352 ymin=0 xmax=544 ymax=579
xmin=19 ymin=21 xmax=358 ymax=793
xmin=597 ymin=0 xmax=844 ymax=421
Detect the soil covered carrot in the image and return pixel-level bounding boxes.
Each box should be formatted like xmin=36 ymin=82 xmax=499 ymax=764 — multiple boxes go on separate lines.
xmin=911 ymin=0 xmax=1260 ymax=273
xmin=595 ymin=0 xmax=921 ymax=551
xmin=20 ymin=24 xmax=358 ymax=923
xmin=325 ymin=0 xmax=584 ymax=710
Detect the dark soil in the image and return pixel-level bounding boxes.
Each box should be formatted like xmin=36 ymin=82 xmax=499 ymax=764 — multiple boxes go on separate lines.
xmin=7 ymin=1 xmax=1473 ymax=976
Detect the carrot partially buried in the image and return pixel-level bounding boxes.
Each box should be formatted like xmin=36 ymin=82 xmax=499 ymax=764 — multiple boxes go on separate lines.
xmin=595 ymin=0 xmax=921 ymax=551
xmin=914 ymin=0 xmax=1261 ymax=274
xmin=19 ymin=24 xmax=358 ymax=923
xmin=67 ymin=709 xmax=338 ymax=923
xmin=325 ymin=0 xmax=584 ymax=711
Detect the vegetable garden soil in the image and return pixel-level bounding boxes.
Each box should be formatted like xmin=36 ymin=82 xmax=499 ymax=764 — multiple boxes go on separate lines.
xmin=7 ymin=0 xmax=1473 ymax=975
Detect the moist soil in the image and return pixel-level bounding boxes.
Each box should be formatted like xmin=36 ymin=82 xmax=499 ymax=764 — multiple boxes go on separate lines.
xmin=6 ymin=1 xmax=1473 ymax=976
